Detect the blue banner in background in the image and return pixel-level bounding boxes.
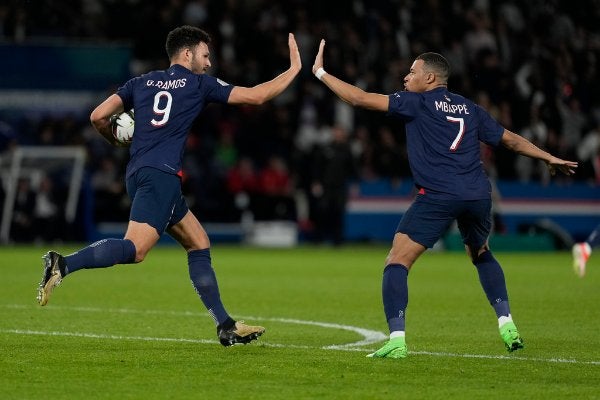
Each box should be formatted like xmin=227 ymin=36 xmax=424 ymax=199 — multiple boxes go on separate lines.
xmin=0 ymin=43 xmax=131 ymax=90
xmin=345 ymin=179 xmax=600 ymax=246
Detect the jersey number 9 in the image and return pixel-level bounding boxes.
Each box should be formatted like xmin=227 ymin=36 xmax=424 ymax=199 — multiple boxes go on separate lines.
xmin=151 ymin=91 xmax=173 ymax=127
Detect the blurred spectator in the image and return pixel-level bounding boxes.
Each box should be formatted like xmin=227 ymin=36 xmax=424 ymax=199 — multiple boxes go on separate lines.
xmin=214 ymin=130 xmax=238 ymax=173
xmin=91 ymin=157 xmax=127 ymax=222
xmin=226 ymin=156 xmax=260 ymax=219
xmin=227 ymin=157 xmax=260 ymax=195
xmin=10 ymin=178 xmax=35 ymax=242
xmin=577 ymin=123 xmax=600 ymax=183
xmin=371 ymin=126 xmax=407 ymax=186
xmin=463 ymin=9 xmax=497 ymax=66
xmin=255 ymin=155 xmax=295 ymax=221
xmin=557 ymin=96 xmax=587 ymax=156
xmin=309 ymin=126 xmax=357 ymax=245
xmin=33 ymin=175 xmax=62 ymax=243
xmin=182 ymin=0 xmax=208 ymax=26
xmin=516 ymin=105 xmax=551 ymax=183
xmin=2 ymin=4 xmax=27 ymax=42
xmin=349 ymin=125 xmax=376 ymax=181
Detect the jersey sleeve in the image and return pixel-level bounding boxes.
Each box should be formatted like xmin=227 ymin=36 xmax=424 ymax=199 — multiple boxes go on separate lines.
xmin=116 ymin=77 xmax=139 ymax=111
xmin=474 ymin=104 xmax=504 ymax=146
xmin=198 ymin=75 xmax=234 ymax=104
xmin=387 ymin=91 xmax=421 ymax=120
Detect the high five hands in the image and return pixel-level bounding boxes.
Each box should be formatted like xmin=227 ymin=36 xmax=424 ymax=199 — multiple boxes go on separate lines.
xmin=312 ymin=39 xmax=326 ymax=75
xmin=288 ymin=33 xmax=302 ymax=72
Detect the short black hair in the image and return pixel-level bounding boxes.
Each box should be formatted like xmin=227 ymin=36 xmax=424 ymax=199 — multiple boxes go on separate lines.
xmin=165 ymin=25 xmax=211 ymax=60
xmin=416 ymin=52 xmax=450 ymax=83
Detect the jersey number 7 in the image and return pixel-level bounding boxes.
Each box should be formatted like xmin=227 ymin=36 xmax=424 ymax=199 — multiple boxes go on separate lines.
xmin=446 ymin=116 xmax=465 ymax=152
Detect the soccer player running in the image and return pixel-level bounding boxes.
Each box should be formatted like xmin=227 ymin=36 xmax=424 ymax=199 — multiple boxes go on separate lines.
xmin=572 ymin=222 xmax=600 ymax=277
xmin=312 ymin=40 xmax=578 ymax=358
xmin=37 ymin=26 xmax=301 ymax=346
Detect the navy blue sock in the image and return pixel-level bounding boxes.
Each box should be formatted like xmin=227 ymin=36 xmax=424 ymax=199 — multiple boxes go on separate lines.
xmin=188 ymin=249 xmax=231 ymax=327
xmin=382 ymin=264 xmax=409 ymax=333
xmin=64 ymin=239 xmax=136 ymax=275
xmin=473 ymin=250 xmax=510 ymax=317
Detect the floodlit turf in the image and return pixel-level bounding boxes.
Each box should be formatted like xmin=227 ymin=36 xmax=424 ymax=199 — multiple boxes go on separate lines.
xmin=1 ymin=244 xmax=598 ymax=399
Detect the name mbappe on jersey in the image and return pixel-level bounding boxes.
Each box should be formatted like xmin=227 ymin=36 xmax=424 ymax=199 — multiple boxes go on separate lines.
xmin=434 ymin=100 xmax=469 ymax=115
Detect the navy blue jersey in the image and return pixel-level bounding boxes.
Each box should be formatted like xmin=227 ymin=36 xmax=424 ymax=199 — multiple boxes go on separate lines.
xmin=117 ymin=64 xmax=234 ymax=178
xmin=388 ymin=87 xmax=504 ymax=200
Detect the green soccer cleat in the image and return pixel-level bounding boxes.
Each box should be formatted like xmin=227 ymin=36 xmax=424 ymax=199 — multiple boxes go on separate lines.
xmin=366 ymin=337 xmax=408 ymax=359
xmin=499 ymin=321 xmax=524 ymax=352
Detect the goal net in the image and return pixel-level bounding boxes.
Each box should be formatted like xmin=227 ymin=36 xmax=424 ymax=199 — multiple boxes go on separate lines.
xmin=0 ymin=146 xmax=86 ymax=243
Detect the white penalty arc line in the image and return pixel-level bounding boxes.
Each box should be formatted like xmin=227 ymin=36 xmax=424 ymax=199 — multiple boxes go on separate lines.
xmin=2 ymin=304 xmax=386 ymax=350
xmin=241 ymin=315 xmax=388 ymax=349
xmin=0 ymin=328 xmax=369 ymax=352
xmin=3 ymin=304 xmax=600 ymax=365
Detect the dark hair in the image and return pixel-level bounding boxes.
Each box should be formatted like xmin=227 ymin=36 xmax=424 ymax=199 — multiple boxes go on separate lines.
xmin=165 ymin=25 xmax=211 ymax=60
xmin=416 ymin=52 xmax=450 ymax=83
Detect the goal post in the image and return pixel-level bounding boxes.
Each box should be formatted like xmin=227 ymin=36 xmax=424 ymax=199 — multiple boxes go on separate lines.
xmin=0 ymin=146 xmax=86 ymax=244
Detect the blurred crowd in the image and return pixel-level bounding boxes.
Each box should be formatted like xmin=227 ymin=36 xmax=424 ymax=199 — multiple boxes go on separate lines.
xmin=1 ymin=0 xmax=600 ymax=243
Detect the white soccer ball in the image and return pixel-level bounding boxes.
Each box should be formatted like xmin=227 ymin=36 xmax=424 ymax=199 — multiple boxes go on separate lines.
xmin=111 ymin=110 xmax=135 ymax=144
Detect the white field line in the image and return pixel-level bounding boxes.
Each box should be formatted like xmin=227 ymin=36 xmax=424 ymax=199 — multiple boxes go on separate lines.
xmin=410 ymin=350 xmax=600 ymax=365
xmin=2 ymin=304 xmax=600 ymax=365
xmin=3 ymin=328 xmax=600 ymax=365
xmin=1 ymin=304 xmax=385 ymax=349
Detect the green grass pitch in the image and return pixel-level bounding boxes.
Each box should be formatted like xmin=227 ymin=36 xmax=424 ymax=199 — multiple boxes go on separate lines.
xmin=1 ymin=244 xmax=599 ymax=399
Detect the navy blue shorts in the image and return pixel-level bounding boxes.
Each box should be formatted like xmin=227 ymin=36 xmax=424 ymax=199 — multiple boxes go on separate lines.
xmin=125 ymin=167 xmax=189 ymax=235
xmin=396 ymin=195 xmax=492 ymax=249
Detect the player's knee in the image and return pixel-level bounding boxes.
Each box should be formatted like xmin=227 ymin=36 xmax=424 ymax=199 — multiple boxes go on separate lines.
xmin=471 ymin=248 xmax=493 ymax=265
xmin=468 ymin=243 xmax=491 ymax=264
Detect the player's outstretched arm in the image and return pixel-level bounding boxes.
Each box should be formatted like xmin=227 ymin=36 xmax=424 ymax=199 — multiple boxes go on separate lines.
xmin=311 ymin=39 xmax=389 ymax=112
xmin=228 ymin=33 xmax=301 ymax=105
xmin=90 ymin=94 xmax=126 ymax=146
xmin=500 ymin=129 xmax=578 ymax=176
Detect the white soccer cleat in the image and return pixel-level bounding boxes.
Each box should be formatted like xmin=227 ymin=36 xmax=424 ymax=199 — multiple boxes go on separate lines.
xmin=572 ymin=242 xmax=591 ymax=278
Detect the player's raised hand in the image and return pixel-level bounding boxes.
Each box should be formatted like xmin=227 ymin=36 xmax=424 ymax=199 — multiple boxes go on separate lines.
xmin=546 ymin=157 xmax=578 ymax=176
xmin=312 ymin=39 xmax=326 ymax=74
xmin=288 ymin=33 xmax=301 ymax=72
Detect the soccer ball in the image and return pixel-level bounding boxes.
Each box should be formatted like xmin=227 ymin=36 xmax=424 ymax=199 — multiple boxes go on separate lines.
xmin=111 ymin=110 xmax=135 ymax=144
